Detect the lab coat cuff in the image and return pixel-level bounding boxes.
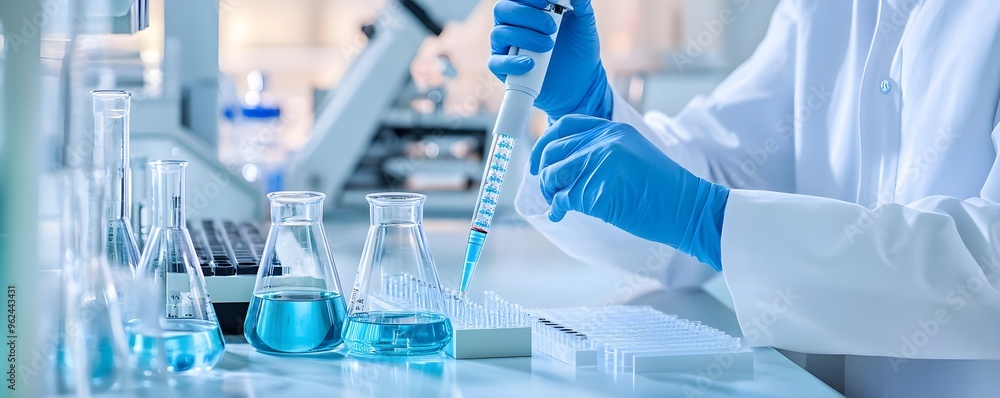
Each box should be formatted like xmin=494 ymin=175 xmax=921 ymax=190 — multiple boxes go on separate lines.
xmin=610 ymin=90 xmax=644 ymax=125
xmin=720 ymin=189 xmax=788 ymax=347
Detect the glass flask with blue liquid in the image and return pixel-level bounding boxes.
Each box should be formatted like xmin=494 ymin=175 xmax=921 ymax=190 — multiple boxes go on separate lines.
xmin=54 ymin=169 xmax=132 ymax=395
xmin=244 ymin=192 xmax=348 ymax=354
xmin=343 ymin=193 xmax=453 ymax=356
xmin=130 ymin=160 xmax=225 ymax=373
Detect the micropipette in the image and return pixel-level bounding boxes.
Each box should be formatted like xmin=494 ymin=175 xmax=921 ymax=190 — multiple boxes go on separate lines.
xmin=461 ymin=0 xmax=572 ymax=294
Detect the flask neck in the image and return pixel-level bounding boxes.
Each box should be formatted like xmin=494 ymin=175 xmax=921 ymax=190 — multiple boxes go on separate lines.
xmin=366 ymin=193 xmax=426 ymax=226
xmin=149 ymin=161 xmax=187 ymax=229
xmin=370 ymin=205 xmax=423 ymax=225
xmin=269 ymin=192 xmax=326 ymax=224
xmin=92 ymin=90 xmax=132 ymax=221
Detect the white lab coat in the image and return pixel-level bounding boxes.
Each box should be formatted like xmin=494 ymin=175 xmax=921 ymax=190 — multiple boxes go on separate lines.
xmin=516 ymin=0 xmax=1000 ymax=391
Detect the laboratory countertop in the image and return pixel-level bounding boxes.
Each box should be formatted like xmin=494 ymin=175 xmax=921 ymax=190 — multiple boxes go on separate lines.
xmin=161 ymin=217 xmax=839 ymax=398
xmin=157 ymin=288 xmax=838 ymax=398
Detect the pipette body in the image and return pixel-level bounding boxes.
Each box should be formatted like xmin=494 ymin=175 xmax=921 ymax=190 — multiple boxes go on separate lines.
xmin=460 ymin=1 xmax=571 ymax=294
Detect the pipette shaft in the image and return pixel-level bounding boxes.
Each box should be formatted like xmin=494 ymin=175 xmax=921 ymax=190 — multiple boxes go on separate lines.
xmin=460 ymin=1 xmax=571 ymax=294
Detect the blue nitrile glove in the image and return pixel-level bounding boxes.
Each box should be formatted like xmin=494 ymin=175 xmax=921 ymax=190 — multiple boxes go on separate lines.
xmin=489 ymin=0 xmax=614 ymax=120
xmin=531 ymin=115 xmax=729 ymax=271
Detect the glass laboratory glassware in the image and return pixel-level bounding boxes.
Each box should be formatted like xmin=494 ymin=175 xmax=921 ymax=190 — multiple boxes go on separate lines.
xmin=131 ymin=160 xmax=225 ymax=373
xmin=54 ymin=169 xmax=132 ymax=394
xmin=93 ymin=90 xmax=142 ymax=321
xmin=343 ymin=193 xmax=453 ymax=355
xmin=244 ymin=192 xmax=348 ymax=354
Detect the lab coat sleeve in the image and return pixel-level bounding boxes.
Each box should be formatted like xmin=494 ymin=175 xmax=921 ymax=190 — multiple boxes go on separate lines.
xmin=514 ymin=0 xmax=800 ymax=288
xmin=722 ymin=175 xmax=1000 ymax=358
xmin=632 ymin=0 xmax=799 ymax=192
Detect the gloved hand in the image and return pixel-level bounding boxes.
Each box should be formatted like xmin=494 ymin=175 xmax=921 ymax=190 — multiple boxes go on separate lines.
xmin=531 ymin=115 xmax=729 ymax=271
xmin=489 ymin=0 xmax=613 ymax=120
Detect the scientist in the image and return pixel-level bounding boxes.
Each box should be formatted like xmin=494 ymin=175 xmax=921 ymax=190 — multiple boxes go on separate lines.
xmin=492 ymin=0 xmax=1000 ymax=394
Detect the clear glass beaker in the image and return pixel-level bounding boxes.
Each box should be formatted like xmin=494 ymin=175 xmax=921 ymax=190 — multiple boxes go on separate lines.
xmin=93 ymin=89 xmax=142 ymax=321
xmin=343 ymin=193 xmax=453 ymax=356
xmin=54 ymin=169 xmax=132 ymax=394
xmin=131 ymin=160 xmax=225 ymax=373
xmin=244 ymin=191 xmax=348 ymax=354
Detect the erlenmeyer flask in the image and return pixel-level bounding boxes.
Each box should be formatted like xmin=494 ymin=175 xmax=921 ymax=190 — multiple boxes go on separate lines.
xmin=343 ymin=193 xmax=453 ymax=355
xmin=93 ymin=90 xmax=142 ymax=321
xmin=54 ymin=169 xmax=131 ymax=395
xmin=244 ymin=192 xmax=348 ymax=354
xmin=131 ymin=160 xmax=225 ymax=373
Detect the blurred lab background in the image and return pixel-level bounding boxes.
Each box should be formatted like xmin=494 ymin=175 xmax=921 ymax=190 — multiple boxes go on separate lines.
xmin=116 ymin=0 xmax=778 ymax=209
xmin=2 ymin=0 xmax=779 ymax=307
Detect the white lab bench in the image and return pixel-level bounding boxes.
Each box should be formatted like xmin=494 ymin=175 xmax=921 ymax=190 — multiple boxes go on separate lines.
xmin=200 ymin=343 xmax=837 ymax=397
xmin=178 ymin=216 xmax=840 ymax=397
xmin=37 ymin=213 xmax=838 ymax=397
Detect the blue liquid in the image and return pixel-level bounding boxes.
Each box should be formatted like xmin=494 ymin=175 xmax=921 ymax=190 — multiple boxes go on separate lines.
xmin=342 ymin=311 xmax=452 ymax=355
xmin=244 ymin=291 xmax=347 ymax=353
xmin=460 ymin=229 xmax=487 ymax=293
xmin=56 ymin=320 xmax=120 ymax=393
xmin=462 ymin=134 xmax=514 ymax=293
xmin=126 ymin=319 xmax=225 ymax=373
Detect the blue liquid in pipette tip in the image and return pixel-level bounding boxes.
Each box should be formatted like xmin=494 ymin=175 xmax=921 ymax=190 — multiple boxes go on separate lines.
xmin=244 ymin=291 xmax=347 ymax=353
xmin=462 ymin=134 xmax=514 ymax=294
xmin=460 ymin=229 xmax=487 ymax=293
xmin=127 ymin=319 xmax=225 ymax=373
xmin=342 ymin=311 xmax=453 ymax=355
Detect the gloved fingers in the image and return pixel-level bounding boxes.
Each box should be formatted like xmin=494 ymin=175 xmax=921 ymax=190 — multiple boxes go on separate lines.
xmin=538 ymin=155 xmax=584 ymax=203
xmin=569 ymin=0 xmax=596 ymax=16
xmin=547 ymin=190 xmax=573 ymax=222
xmin=488 ymin=55 xmax=535 ymax=80
xmin=530 ymin=115 xmax=606 ymax=175
xmin=538 ymin=135 xmax=587 ymax=174
xmin=494 ymin=0 xmax=558 ymax=36
xmin=491 ymin=25 xmax=554 ymax=56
